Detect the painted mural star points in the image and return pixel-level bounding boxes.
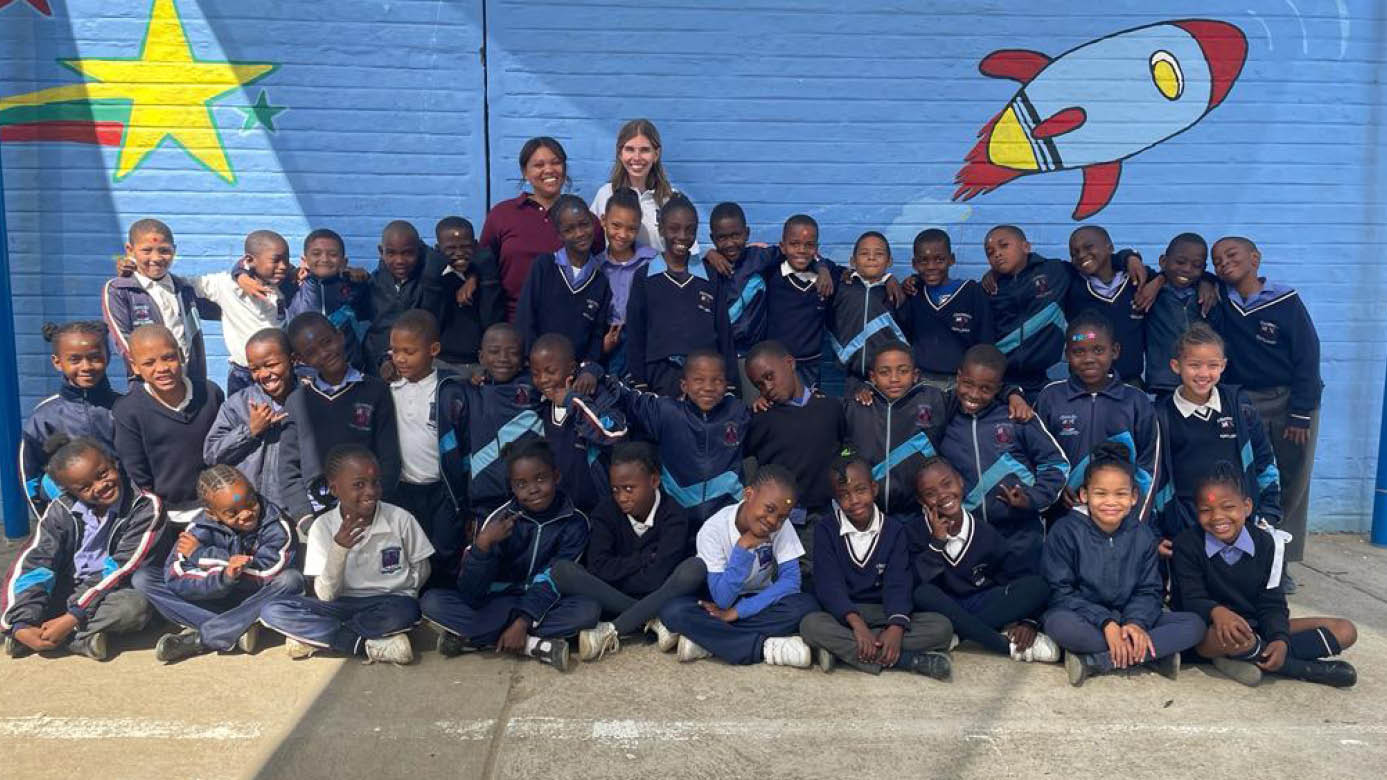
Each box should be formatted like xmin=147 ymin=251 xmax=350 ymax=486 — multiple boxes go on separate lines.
xmin=0 ymin=0 xmax=53 ymax=16
xmin=237 ymin=90 xmax=286 ymax=132
xmin=55 ymin=0 xmax=275 ymax=182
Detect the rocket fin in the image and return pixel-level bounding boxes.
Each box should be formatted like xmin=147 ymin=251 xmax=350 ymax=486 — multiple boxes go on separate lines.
xmin=1032 ymin=107 xmax=1087 ymax=139
xmin=978 ymin=50 xmax=1051 ymax=83
xmin=1073 ymin=161 xmax=1122 ymax=220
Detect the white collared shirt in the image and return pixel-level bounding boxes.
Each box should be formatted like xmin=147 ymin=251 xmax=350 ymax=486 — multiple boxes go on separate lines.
xmin=134 ymin=272 xmax=189 ymax=353
xmin=836 ymin=503 xmax=884 ymax=563
xmin=1173 ymin=386 xmax=1223 ymax=419
xmin=143 ymin=377 xmax=194 ymax=413
xmin=628 ymin=490 xmax=662 ymax=537
xmin=391 ymin=370 xmax=441 ymax=484
xmin=941 ymin=509 xmax=975 ymax=563
xmin=696 ymin=501 xmax=804 ymax=594
xmin=779 ymin=260 xmax=819 ymax=284
xmin=191 ymin=272 xmax=283 ymax=367
xmin=305 ymin=502 xmax=436 ymax=598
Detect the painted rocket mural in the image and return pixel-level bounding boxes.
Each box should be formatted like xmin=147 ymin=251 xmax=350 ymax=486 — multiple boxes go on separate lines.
xmin=953 ymin=20 xmax=1248 ymax=219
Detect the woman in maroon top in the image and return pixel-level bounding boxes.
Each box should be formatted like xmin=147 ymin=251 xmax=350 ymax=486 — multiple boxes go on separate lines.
xmin=480 ymin=137 xmax=604 ymax=320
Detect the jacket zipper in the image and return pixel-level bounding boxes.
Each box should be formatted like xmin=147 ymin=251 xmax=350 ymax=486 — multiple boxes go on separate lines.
xmin=883 ymin=400 xmax=893 ymax=505
xmin=858 ymin=286 xmax=871 ymax=376
xmin=971 ymin=416 xmax=987 ymax=524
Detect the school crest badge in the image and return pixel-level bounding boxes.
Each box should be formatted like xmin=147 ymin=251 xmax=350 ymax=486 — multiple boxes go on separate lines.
xmin=513 ymin=386 xmax=530 ymax=406
xmin=350 ymin=402 xmax=373 ymax=430
xmin=915 ymin=404 xmax=934 ymax=428
xmin=379 ymin=546 xmax=402 ymax=574
xmin=1033 ymin=275 xmax=1050 ymax=295
xmin=1217 ymin=415 xmax=1237 ymax=438
xmin=970 ymin=563 xmax=991 ymax=588
xmin=951 ymin=312 xmax=972 ymax=332
xmin=132 ymin=302 xmax=154 ymax=326
xmin=697 ymin=290 xmax=715 ymax=313
xmin=723 ymin=421 xmax=741 ymax=447
xmin=994 ymin=423 xmax=1014 ymax=446
xmin=1257 ymin=320 xmax=1279 ymax=345
xmin=583 ymin=297 xmax=601 ymax=321
xmin=1057 ymin=413 xmax=1080 ymax=436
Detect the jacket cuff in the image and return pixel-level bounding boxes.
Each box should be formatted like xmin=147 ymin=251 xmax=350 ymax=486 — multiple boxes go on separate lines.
xmin=1286 ymin=411 xmax=1314 ymax=430
xmin=887 ymin=613 xmax=912 ymax=628
xmin=66 ymin=605 xmax=89 ymax=626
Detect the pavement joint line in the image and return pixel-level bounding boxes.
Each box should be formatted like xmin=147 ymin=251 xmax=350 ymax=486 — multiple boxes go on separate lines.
xmin=480 ymin=661 xmax=520 ymax=780
xmin=0 ymin=715 xmax=264 ymax=740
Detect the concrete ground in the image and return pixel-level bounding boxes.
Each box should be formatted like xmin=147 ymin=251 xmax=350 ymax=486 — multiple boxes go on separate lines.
xmin=2 ymin=534 xmax=1386 ymax=779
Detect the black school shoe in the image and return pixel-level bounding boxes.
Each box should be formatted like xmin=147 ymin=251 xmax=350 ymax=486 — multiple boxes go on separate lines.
xmin=531 ymin=637 xmax=570 ymax=672
xmin=1276 ymin=657 xmax=1357 ymax=688
xmin=4 ymin=634 xmax=32 ymax=659
xmin=67 ymin=631 xmax=109 ymax=661
xmin=156 ymin=628 xmax=205 ymax=663
xmin=907 ymin=651 xmax=952 ymax=681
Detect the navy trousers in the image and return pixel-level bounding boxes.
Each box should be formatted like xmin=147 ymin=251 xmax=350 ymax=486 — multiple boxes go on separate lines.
xmin=261 ymin=593 xmax=421 ymax=655
xmin=659 ymin=592 xmax=819 ymax=665
xmin=390 ymin=480 xmax=462 ymax=586
xmin=1043 ymin=608 xmax=1205 ymax=660
xmin=419 ymin=589 xmax=601 ymax=646
xmin=134 ymin=566 xmax=305 ymax=651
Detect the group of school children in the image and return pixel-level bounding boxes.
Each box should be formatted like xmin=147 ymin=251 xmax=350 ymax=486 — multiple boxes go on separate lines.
xmin=3 ymin=185 xmax=1359 ymax=690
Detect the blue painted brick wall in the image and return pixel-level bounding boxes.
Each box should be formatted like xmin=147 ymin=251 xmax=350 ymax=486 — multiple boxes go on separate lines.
xmin=5 ymin=0 xmax=1386 ymax=531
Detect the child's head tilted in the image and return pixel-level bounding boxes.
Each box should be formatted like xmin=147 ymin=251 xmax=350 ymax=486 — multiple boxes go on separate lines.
xmin=851 ymin=231 xmax=891 ymax=282
xmin=434 ymin=216 xmax=476 ymax=274
xmin=43 ymin=320 xmax=109 ymax=390
xmin=245 ymin=327 xmax=294 ymax=401
xmin=379 ymin=220 xmax=422 ymax=282
xmin=44 ymin=434 xmax=120 ymax=512
xmin=128 ymin=324 xmax=184 ymax=393
xmin=744 ymin=339 xmax=801 ymax=405
xmin=915 ymin=456 xmax=965 ymax=528
xmin=656 ymin=194 xmax=698 ymax=264
xmin=602 ymin=187 xmax=643 ymax=257
xmin=243 ymin=230 xmax=291 ymax=286
xmin=869 ymin=341 xmax=917 ymax=401
xmin=1211 ymin=235 xmax=1260 ymax=288
xmin=552 ymin=194 xmax=596 ymax=259
xmin=479 ymin=322 xmax=523 ymax=383
xmin=780 ymin=214 xmax=819 ymax=272
xmin=505 ymin=438 xmax=559 ymax=513
xmin=709 ymin=201 xmax=749 ymax=264
xmin=1159 ymin=232 xmax=1207 ymax=289
xmin=196 ymin=464 xmax=260 ymax=534
xmin=302 ymin=228 xmax=347 ymax=279
xmin=1080 ymin=442 xmax=1137 ymax=532
xmin=983 ymin=224 xmax=1030 ymax=276
xmin=125 ymin=218 xmax=175 ymax=280
xmin=680 ymin=348 xmax=727 ymax=412
xmin=829 ymin=454 xmax=878 ymax=527
xmin=389 ymin=308 xmax=440 ymax=383
xmin=1193 ymin=461 xmax=1251 ymax=545
xmin=956 ymin=344 xmax=1006 ymax=414
xmin=608 ymin=440 xmax=660 ymax=520
xmin=738 ymin=464 xmax=798 ymax=539
xmin=529 ymin=332 xmax=577 ymax=400
xmin=287 ymin=311 xmax=348 ymax=384
xmin=324 ymin=444 xmax=381 ymax=520
xmin=1065 ymin=309 xmax=1117 ymax=390
xmin=1170 ymin=322 xmax=1225 ymax=403
xmin=1067 ymin=225 xmax=1114 ymax=280
xmin=912 ymin=228 xmax=955 ymax=287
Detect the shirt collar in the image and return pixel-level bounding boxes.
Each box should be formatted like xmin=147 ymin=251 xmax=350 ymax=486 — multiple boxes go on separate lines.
xmin=313 ymin=367 xmax=364 ymax=394
xmin=835 ymin=503 xmax=883 ymax=538
xmin=627 ymin=490 xmax=662 ymax=527
xmin=600 ymin=245 xmax=657 ymax=270
xmin=925 ymin=278 xmax=964 ymax=304
xmin=648 ymin=253 xmax=708 ymax=280
xmin=780 ymin=260 xmax=818 ymax=280
xmin=72 ymin=498 xmax=115 ymax=524
xmin=133 ymin=271 xmax=174 ymax=293
xmin=1227 ymin=278 xmax=1292 ymax=309
xmin=1173 ymin=386 xmax=1222 ymax=418
xmin=785 ymin=384 xmax=813 ymax=407
xmin=391 ymin=369 xmax=437 ymax=391
xmin=555 ymin=247 xmax=599 ymax=286
xmin=1205 ymin=526 xmax=1256 ymax=561
xmin=143 ymin=377 xmax=194 ymax=412
xmin=1085 ymin=270 xmax=1128 ymax=297
xmin=845 ymin=269 xmax=892 ymax=286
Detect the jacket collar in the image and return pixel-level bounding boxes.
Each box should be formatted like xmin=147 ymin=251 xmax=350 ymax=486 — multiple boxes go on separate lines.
xmin=58 ymin=377 xmax=119 ymax=405
xmin=1064 ymin=372 xmax=1126 ymax=401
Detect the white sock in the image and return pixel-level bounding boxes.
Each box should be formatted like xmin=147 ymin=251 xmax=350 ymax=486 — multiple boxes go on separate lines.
xmin=524 ymin=635 xmax=542 ymax=656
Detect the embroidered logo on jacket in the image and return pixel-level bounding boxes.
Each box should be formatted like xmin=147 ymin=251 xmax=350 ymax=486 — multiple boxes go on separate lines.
xmin=132 ymin=302 xmax=154 ymax=326
xmin=994 ymin=423 xmax=1014 ymax=446
xmin=915 ymin=403 xmax=934 ymax=428
xmin=350 ymin=402 xmax=374 ymax=430
xmin=1033 ymin=275 xmax=1050 ymax=296
xmin=723 ymin=421 xmax=742 ymax=447
xmin=951 ymin=312 xmax=973 ymax=333
xmin=1257 ymin=320 xmax=1279 ymax=345
xmin=513 ymin=386 xmax=531 ymax=406
xmin=1217 ymin=415 xmax=1237 ymax=439
xmin=1057 ymin=413 xmax=1080 ymax=436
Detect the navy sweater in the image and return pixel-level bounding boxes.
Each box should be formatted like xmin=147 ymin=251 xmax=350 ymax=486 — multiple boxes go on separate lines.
xmin=113 ymin=380 xmax=224 ymax=507
xmin=1171 ymin=523 xmax=1291 ymax=644
xmin=907 ymin=508 xmax=1039 ymax=597
xmin=813 ymin=510 xmax=913 ymax=627
xmin=894 ymin=278 xmax=995 ymax=377
xmin=625 ymin=255 xmax=737 ymax=389
xmin=1062 ymin=256 xmax=1148 ymax=382
xmin=744 ymin=390 xmax=846 ymax=514
xmin=764 ymin=263 xmax=831 ymax=363
xmin=1209 ymin=281 xmax=1323 ymax=425
xmin=516 ymin=252 xmax=612 ymax=367
xmin=585 ymin=491 xmax=691 ymax=597
xmin=1043 ymin=509 xmax=1163 ymax=629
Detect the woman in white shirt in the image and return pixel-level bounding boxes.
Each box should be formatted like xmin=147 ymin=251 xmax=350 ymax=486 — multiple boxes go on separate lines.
xmin=590 ymin=119 xmax=695 ymax=253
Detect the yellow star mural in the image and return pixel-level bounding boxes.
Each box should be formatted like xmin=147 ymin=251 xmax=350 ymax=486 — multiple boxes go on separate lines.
xmin=0 ymin=0 xmax=275 ymax=183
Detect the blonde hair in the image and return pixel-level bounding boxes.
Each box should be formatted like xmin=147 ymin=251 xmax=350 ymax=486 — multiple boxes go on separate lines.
xmin=607 ymin=119 xmax=673 ymax=206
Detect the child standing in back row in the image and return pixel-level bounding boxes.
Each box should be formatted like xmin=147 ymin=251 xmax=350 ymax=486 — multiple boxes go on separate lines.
xmin=1143 ymin=233 xmax=1208 ymax=396
xmin=434 ymin=216 xmax=504 ymax=377
xmin=595 ymin=188 xmax=658 ymax=379
xmin=1063 ymin=226 xmax=1147 ymax=384
xmin=829 ymin=231 xmax=909 ymax=390
xmin=894 ymin=229 xmax=994 ymax=391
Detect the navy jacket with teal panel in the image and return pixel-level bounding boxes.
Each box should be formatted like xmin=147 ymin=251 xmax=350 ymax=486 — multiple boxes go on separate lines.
xmin=938 ymin=396 xmax=1070 ymax=530
xmin=20 ymin=378 xmax=122 ymax=519
xmin=1152 ymin=383 xmax=1281 ymax=540
xmin=990 ymin=253 xmax=1072 ymax=388
xmin=843 ymin=381 xmax=948 ymax=514
xmin=722 ymin=246 xmax=782 ymax=355
xmin=438 ymin=372 xmax=544 ymax=515
xmin=102 ymin=273 xmax=221 ymax=384
xmin=1 ymin=477 xmax=165 ymax=633
xmin=456 ymin=494 xmax=589 ymax=623
xmin=605 ymin=376 xmax=749 ymax=527
xmin=163 ymin=503 xmax=295 ymax=600
xmin=1034 ymin=373 xmax=1160 ymax=520
xmin=541 ymin=386 xmax=629 ymax=515
xmin=829 ymin=271 xmax=910 ymax=382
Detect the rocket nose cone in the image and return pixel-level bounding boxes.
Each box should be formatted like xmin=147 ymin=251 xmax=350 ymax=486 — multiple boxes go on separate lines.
xmin=1174 ymin=19 xmax=1248 ymax=109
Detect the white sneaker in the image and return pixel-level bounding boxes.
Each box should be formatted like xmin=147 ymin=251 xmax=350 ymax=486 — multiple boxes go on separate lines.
xmin=364 ymin=633 xmax=413 ymax=665
xmin=285 ymin=637 xmax=317 ymax=660
xmin=645 ymin=618 xmax=678 ymax=652
xmin=948 ymin=633 xmax=960 ymax=651
xmin=676 ymin=635 xmax=711 ymax=662
xmin=1010 ymin=632 xmax=1062 ymax=664
xmin=237 ymin=622 xmax=261 ymax=654
xmin=578 ymin=622 xmax=620 ymax=662
xmin=762 ymin=636 xmax=812 ymax=668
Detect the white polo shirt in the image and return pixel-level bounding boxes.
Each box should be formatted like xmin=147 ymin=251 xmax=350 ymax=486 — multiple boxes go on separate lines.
xmin=304 ymin=502 xmax=435 ymax=598
xmin=191 ymin=272 xmax=284 ymax=367
xmin=696 ymin=501 xmax=804 ymax=595
xmin=134 ymin=272 xmax=191 ymax=355
xmin=391 ymin=371 xmax=441 ymax=484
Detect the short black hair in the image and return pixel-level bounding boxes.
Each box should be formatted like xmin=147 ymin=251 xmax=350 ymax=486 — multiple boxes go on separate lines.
xmin=531 ymin=332 xmax=576 ymax=364
xmin=1083 ymin=441 xmax=1134 ymax=488
xmin=916 ymin=455 xmax=960 ymax=483
xmin=245 ymin=229 xmax=288 ymax=256
xmin=551 ymin=194 xmax=591 ymax=225
xmin=303 ymin=228 xmax=345 ymax=255
xmin=913 ymin=228 xmax=951 ymax=253
xmin=605 ymin=187 xmax=641 ymax=217
xmin=1066 ymin=308 xmax=1115 ymax=343
xmin=481 ymin=321 xmax=522 ymax=346
xmin=519 ymin=136 xmax=566 ymax=170
xmin=503 ymin=437 xmax=555 ymax=471
xmin=828 ymin=454 xmax=873 ymax=485
xmin=870 ymin=340 xmax=914 ymax=370
xmin=709 ymin=201 xmax=747 ymax=227
xmin=986 ymin=224 xmax=1026 ymax=242
xmin=42 ymin=321 xmax=108 ymax=356
xmin=391 ymin=308 xmax=440 ymax=343
xmin=128 ymin=218 xmax=173 ymax=245
xmin=1213 ymin=235 xmax=1258 ymax=254
xmin=43 ymin=434 xmax=112 ymax=484
xmin=246 ymin=327 xmax=292 ymax=357
xmin=1070 ymin=224 xmax=1111 ymax=244
xmin=852 ymin=231 xmax=890 ymax=258
xmin=382 ymin=220 xmax=420 ymax=243
xmin=783 ymin=214 xmax=818 ymax=237
xmin=748 ymin=463 xmax=797 ymax=497
xmin=1194 ymin=460 xmax=1246 ymax=499
xmin=745 ymin=339 xmax=792 ymax=366
xmin=683 ymin=347 xmax=726 ymax=376
xmin=657 ymin=193 xmax=697 ymax=225
xmin=435 ymin=216 xmax=474 ymax=237
xmin=324 ymin=444 xmax=376 ymax=481
xmin=287 ymin=311 xmax=333 ymax=346
xmin=1165 ymin=232 xmax=1208 ymax=256
xmin=960 ymin=343 xmax=1006 ymax=375
xmin=611 ymin=440 xmax=659 ymax=475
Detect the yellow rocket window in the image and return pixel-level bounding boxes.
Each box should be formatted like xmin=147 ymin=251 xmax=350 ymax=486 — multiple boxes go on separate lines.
xmin=1149 ymin=51 xmax=1184 ymax=101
